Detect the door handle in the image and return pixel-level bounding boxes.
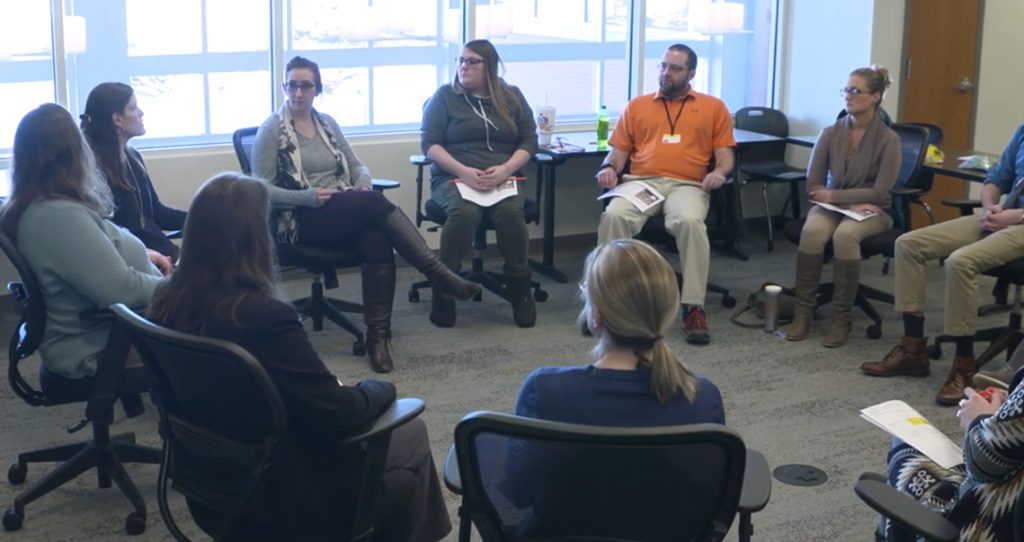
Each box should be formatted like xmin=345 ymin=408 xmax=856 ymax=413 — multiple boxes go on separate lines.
xmin=956 ymin=77 xmax=975 ymax=92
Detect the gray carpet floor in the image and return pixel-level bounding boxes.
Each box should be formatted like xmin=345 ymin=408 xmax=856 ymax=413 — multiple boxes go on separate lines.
xmin=0 ymin=236 xmax=1013 ymax=541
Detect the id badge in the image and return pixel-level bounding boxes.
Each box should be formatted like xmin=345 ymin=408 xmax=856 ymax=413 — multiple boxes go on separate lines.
xmin=661 ymin=133 xmax=681 ymax=144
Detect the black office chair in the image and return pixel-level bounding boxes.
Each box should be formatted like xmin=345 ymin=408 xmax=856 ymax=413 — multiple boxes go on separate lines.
xmin=735 ymin=107 xmax=808 ymax=251
xmin=783 ymin=123 xmax=932 ymax=339
xmin=406 ymin=155 xmax=548 ymax=305
xmin=232 ymin=126 xmax=367 ymax=355
xmin=443 ymin=411 xmax=770 ymax=542
xmin=111 ymin=304 xmax=426 ymax=542
xmin=854 ymin=471 xmax=1024 ymax=542
xmin=0 ymin=233 xmax=162 ymax=535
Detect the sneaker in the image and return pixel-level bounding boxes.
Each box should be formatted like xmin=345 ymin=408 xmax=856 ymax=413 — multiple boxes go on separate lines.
xmin=972 ymin=365 xmax=1014 ymax=391
xmin=682 ymin=306 xmax=710 ymax=345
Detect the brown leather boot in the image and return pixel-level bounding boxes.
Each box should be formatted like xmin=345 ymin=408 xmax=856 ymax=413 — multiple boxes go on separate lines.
xmin=935 ymin=355 xmax=977 ymax=406
xmin=362 ymin=263 xmax=396 ymax=373
xmin=823 ymin=258 xmax=859 ymax=348
xmin=784 ymin=252 xmax=823 ymax=342
xmin=860 ymin=336 xmax=930 ymax=377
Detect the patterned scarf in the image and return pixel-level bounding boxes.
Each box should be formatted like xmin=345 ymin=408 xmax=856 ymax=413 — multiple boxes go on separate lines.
xmin=271 ymin=103 xmax=350 ymax=243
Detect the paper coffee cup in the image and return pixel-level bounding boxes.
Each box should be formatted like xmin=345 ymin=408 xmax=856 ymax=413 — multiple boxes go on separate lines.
xmin=536 ymin=105 xmax=556 ymax=144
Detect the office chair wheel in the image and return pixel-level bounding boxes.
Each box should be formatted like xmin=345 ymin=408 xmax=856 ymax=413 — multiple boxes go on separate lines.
xmin=408 ymin=289 xmax=420 ymax=303
xmin=865 ymin=324 xmax=882 ymax=340
xmin=7 ymin=463 xmax=26 ymax=484
xmin=352 ymin=341 xmax=366 ymax=356
xmin=3 ymin=507 xmax=23 ymax=531
xmin=124 ymin=512 xmax=146 ymax=535
xmin=534 ymin=289 xmax=548 ymax=302
xmin=928 ymin=344 xmax=942 ymax=360
xmin=721 ymin=295 xmax=737 ymax=308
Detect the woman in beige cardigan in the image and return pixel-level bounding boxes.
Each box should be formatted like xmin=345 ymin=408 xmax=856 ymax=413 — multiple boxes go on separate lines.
xmin=784 ymin=66 xmax=901 ymax=347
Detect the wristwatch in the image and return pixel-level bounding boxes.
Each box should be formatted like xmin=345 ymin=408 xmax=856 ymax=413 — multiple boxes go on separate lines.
xmin=599 ymin=164 xmax=615 ymax=173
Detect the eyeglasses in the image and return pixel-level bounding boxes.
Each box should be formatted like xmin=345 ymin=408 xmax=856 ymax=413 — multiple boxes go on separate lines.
xmin=658 ymin=62 xmax=689 ymax=74
xmin=455 ymin=57 xmax=484 ymax=67
xmin=840 ymin=87 xmax=870 ymax=97
xmin=284 ymin=81 xmax=316 ymax=92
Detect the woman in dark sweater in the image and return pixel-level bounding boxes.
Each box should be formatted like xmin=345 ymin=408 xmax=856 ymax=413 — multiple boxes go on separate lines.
xmin=81 ymin=82 xmax=185 ymax=264
xmin=148 ymin=174 xmax=451 ymax=542
xmin=784 ymin=66 xmax=901 ymax=348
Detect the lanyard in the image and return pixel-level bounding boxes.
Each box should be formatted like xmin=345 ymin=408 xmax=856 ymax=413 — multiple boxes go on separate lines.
xmin=661 ymin=97 xmax=687 ymax=135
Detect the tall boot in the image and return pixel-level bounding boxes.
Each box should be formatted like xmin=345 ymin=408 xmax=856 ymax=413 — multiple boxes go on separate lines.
xmin=936 ymin=355 xmax=977 ymax=406
xmin=379 ymin=209 xmax=480 ymax=301
xmin=362 ymin=263 xmax=396 ymax=373
xmin=823 ymin=258 xmax=859 ymax=348
xmin=784 ymin=251 xmax=823 ymax=341
xmin=506 ymin=274 xmax=536 ymax=328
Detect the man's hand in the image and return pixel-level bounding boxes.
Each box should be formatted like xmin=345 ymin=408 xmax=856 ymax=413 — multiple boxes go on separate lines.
xmin=849 ymin=203 xmax=884 ymax=216
xmin=146 ymin=249 xmax=173 ymax=276
xmin=700 ymin=171 xmax=727 ymax=192
xmin=595 ymin=166 xmax=619 ymax=189
xmin=980 ymin=208 xmax=1023 ymax=232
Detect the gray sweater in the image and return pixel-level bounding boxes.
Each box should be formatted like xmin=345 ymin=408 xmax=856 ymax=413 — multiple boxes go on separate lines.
xmin=252 ymin=111 xmax=371 ymax=208
xmin=420 ymin=83 xmax=537 ymax=185
xmin=17 ymin=199 xmax=162 ymax=379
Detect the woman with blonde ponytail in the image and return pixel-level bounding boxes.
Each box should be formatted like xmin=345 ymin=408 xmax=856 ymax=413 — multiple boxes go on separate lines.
xmin=514 ymin=239 xmax=723 ymax=425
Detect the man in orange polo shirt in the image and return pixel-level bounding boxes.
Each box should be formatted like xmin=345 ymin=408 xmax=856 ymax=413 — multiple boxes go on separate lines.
xmin=596 ymin=43 xmax=735 ymax=344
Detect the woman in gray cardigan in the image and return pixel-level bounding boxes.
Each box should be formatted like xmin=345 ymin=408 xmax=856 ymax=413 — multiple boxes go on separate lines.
xmin=783 ymin=66 xmax=901 ymax=347
xmin=251 ymin=56 xmax=479 ymax=374
xmin=0 ymin=103 xmax=168 ymax=401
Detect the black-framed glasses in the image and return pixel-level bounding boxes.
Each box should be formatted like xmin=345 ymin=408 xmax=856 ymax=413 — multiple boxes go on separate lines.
xmin=840 ymin=87 xmax=869 ymax=97
xmin=284 ymin=81 xmax=316 ymax=92
xmin=455 ymin=57 xmax=484 ymax=66
xmin=658 ymin=62 xmax=689 ymax=74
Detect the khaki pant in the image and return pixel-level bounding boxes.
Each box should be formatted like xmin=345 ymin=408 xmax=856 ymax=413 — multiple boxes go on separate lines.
xmin=895 ymin=215 xmax=1024 ymax=336
xmin=597 ymin=176 xmax=711 ymax=306
xmin=798 ymin=205 xmax=894 ymax=259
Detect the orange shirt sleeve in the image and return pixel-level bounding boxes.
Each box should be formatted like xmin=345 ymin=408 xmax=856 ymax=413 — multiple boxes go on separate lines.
xmin=609 ymin=102 xmax=635 ymax=153
xmin=711 ymin=101 xmax=736 ymax=149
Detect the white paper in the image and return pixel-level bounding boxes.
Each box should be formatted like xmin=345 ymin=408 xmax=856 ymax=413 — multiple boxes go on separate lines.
xmin=860 ymin=400 xmax=963 ymax=469
xmin=455 ymin=179 xmax=519 ymax=208
xmin=811 ymin=201 xmax=877 ymax=222
xmin=597 ymin=181 xmax=666 ymax=213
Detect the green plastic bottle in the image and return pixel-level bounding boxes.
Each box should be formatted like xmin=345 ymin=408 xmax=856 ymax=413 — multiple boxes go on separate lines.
xmin=596 ymin=105 xmax=609 ymax=149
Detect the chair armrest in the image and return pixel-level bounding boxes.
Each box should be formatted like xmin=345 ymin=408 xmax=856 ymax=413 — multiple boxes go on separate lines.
xmin=890 ymin=187 xmax=924 ymax=197
xmin=341 ymin=397 xmax=425 ymax=445
xmin=739 ymin=449 xmax=771 ymax=513
xmin=409 ymin=155 xmax=431 ymax=166
xmin=164 ymin=230 xmax=182 ymax=240
xmin=941 ymin=198 xmax=982 ymax=217
xmin=444 ymin=445 xmax=462 ymax=494
xmin=371 ymin=179 xmax=401 ymax=191
xmin=853 ymin=478 xmax=959 ymax=541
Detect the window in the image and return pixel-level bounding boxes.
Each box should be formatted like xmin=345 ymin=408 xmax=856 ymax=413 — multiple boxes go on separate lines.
xmin=0 ymin=0 xmax=777 ymax=156
xmin=0 ymin=2 xmax=54 ymax=150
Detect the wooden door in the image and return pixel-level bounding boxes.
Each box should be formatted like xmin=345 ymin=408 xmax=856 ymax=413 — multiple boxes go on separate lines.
xmin=900 ymin=0 xmax=983 ymax=226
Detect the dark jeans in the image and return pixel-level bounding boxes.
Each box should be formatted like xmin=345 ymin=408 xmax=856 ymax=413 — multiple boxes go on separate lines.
xmin=430 ymin=178 xmax=530 ymax=278
xmin=296 ymin=190 xmax=397 ymax=264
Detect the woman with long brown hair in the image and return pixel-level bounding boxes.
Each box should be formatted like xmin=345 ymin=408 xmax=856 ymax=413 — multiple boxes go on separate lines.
xmin=149 ymin=173 xmax=451 ymax=542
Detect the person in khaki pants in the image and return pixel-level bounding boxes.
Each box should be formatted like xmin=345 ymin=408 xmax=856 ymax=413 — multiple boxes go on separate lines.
xmin=595 ymin=43 xmax=735 ymax=345
xmin=861 ymin=122 xmax=1024 ymax=405
xmin=783 ymin=66 xmax=901 ymax=348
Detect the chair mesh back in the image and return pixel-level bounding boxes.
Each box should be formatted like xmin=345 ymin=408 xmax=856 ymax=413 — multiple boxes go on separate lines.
xmin=119 ymin=307 xmax=287 ymax=517
xmin=890 ymin=123 xmax=930 ymax=230
xmin=457 ymin=414 xmax=745 ymax=542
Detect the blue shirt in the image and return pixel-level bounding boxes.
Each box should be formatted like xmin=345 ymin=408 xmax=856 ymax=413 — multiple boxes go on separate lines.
xmin=515 ymin=365 xmax=725 ymax=426
xmin=984 ymin=123 xmax=1024 ymax=209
